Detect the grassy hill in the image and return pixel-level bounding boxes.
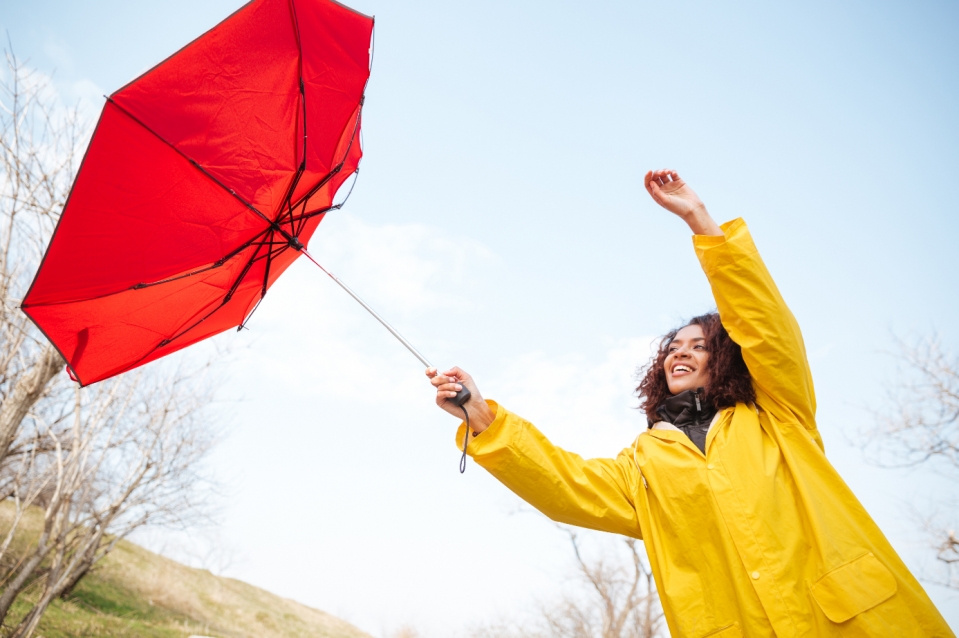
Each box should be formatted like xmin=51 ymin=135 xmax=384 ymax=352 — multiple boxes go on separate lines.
xmin=0 ymin=505 xmax=372 ymax=638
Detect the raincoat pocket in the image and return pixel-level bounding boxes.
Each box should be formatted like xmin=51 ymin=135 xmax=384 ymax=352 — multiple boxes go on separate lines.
xmin=810 ymin=552 xmax=897 ymax=623
xmin=700 ymin=621 xmax=741 ymax=637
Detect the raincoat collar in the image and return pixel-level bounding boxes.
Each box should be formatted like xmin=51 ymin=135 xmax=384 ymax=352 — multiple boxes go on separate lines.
xmin=648 ymin=410 xmax=724 ymax=457
xmin=649 ymin=388 xmax=718 ymax=454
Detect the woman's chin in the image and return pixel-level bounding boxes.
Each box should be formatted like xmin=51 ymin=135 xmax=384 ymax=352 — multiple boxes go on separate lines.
xmin=667 ymin=379 xmax=700 ymax=395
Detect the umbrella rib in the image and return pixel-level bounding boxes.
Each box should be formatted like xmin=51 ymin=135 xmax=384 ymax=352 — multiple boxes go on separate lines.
xmin=290 ymin=167 xmax=358 ymax=236
xmin=284 ymin=24 xmax=373 ymax=232
xmin=261 ymin=233 xmax=274 ymax=297
xmin=292 ymin=204 xmax=338 ymax=228
xmin=285 ymin=95 xmax=364 ymax=223
xmin=106 ymin=98 xmax=302 ymax=247
xmin=287 ymin=124 xmax=356 ymax=215
xmin=290 ymin=1 xmax=307 ymax=238
xmin=83 ymin=31 xmax=365 ymax=356
xmin=296 ymin=169 xmax=359 ymax=235
xmin=26 ymin=96 xmax=361 ymax=310
xmin=282 ymin=164 xmax=305 ymax=234
xmin=107 ymin=91 xmax=362 ymax=249
xmin=237 ymin=230 xmax=278 ymax=332
xmin=259 ymin=227 xmax=276 ymax=300
xmin=155 ymin=233 xmax=269 ymax=349
xmin=290 ymin=0 xmax=306 ymax=167
xmin=131 ymin=226 xmax=274 ymax=290
xmin=26 ymin=11 xmax=376 ymax=386
xmin=109 ymin=235 xmax=275 ymax=378
xmin=287 ymin=163 xmax=340 ymax=236
xmin=295 ymin=196 xmax=311 ymax=237
xmin=21 ymin=228 xmax=275 ymax=308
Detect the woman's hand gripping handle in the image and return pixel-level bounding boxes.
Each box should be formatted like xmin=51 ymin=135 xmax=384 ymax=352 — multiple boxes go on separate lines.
xmin=427 ymin=367 xmax=495 ymax=432
xmin=427 ymin=367 xmax=496 ymax=472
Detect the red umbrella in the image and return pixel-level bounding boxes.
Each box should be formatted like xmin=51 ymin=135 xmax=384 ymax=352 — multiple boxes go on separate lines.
xmin=22 ymin=0 xmax=375 ymax=385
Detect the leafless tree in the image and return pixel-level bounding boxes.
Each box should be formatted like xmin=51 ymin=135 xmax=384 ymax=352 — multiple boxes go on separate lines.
xmin=0 ymin=363 xmax=217 ymax=636
xmin=864 ymin=334 xmax=959 ymax=475
xmin=539 ymin=527 xmax=663 ymax=638
xmin=0 ymin=49 xmax=80 ymax=469
xmin=862 ymin=333 xmax=959 ymax=589
xmin=0 ymin=50 xmax=223 ymax=637
xmin=933 ymin=530 xmax=959 ymax=590
xmin=469 ymin=525 xmax=664 ymax=638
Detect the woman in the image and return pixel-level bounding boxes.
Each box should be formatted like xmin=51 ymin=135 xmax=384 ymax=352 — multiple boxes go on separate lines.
xmin=427 ymin=170 xmax=953 ymax=637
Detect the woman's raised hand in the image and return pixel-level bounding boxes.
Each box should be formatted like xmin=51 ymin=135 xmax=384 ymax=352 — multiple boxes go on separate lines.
xmin=644 ymin=169 xmax=723 ymax=236
xmin=426 ymin=366 xmax=496 ymax=433
xmin=644 ymin=169 xmax=703 ymax=217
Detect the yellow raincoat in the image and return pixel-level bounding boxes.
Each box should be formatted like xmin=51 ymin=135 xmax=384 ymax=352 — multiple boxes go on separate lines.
xmin=457 ymin=219 xmax=953 ymax=637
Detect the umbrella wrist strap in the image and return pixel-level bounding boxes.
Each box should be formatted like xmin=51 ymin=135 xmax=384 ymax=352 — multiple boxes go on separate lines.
xmin=460 ymin=406 xmax=470 ymax=474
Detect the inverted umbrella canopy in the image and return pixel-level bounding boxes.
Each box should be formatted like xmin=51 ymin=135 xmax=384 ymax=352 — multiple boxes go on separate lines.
xmin=22 ymin=0 xmax=374 ymax=385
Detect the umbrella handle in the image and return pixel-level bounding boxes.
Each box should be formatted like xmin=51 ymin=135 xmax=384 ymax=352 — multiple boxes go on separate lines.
xmin=450 ymin=386 xmax=471 ymax=407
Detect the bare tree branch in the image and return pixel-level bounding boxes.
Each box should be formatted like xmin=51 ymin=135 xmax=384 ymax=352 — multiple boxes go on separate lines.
xmin=540 ymin=525 xmax=663 ymax=638
xmin=470 ymin=520 xmax=664 ymax=638
xmin=0 ymin=48 xmax=74 ymax=474
xmin=0 ymin=49 xmax=224 ymax=637
xmin=863 ymin=334 xmax=959 ymax=474
xmin=862 ymin=332 xmax=959 ymax=590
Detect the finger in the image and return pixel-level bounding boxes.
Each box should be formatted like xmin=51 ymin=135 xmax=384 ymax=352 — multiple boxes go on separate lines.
xmin=647 ymin=178 xmax=665 ymax=202
xmin=437 ymin=382 xmax=463 ymax=393
xmin=643 ymin=170 xmax=654 ymax=195
xmin=425 ymin=367 xmax=437 ymax=378
xmin=430 ymin=375 xmax=452 ymax=387
xmin=443 ymin=367 xmax=470 ymax=382
xmin=435 ymin=388 xmax=454 ymax=401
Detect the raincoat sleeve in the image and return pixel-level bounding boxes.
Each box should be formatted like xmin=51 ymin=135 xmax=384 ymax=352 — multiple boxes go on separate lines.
xmin=456 ymin=401 xmax=643 ymax=539
xmin=694 ymin=218 xmax=817 ymax=428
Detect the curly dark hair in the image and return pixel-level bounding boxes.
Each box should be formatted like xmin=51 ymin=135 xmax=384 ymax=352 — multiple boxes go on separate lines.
xmin=636 ymin=312 xmax=755 ymax=421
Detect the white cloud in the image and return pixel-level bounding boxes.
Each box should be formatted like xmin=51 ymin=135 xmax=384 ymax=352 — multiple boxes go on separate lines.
xmin=133 ymin=214 xmax=687 ymax=638
xmin=306 ymin=212 xmax=497 ymax=316
xmin=42 ymin=38 xmax=75 ymax=73
xmin=236 ymin=212 xmax=498 ymax=402
xmin=236 ymin=211 xmax=655 ymax=458
xmin=492 ymin=336 xmax=658 ymax=458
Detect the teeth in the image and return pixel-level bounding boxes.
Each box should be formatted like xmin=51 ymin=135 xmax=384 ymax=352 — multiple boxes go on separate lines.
xmin=675 ymin=366 xmax=691 ymax=373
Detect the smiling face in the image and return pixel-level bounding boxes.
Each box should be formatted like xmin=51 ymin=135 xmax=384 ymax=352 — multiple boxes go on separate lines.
xmin=664 ymin=324 xmax=710 ymax=395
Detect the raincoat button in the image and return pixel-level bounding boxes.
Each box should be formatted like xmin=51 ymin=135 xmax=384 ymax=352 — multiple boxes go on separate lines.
xmin=707 ymin=463 xmax=715 ymax=470
xmin=751 ymin=571 xmax=760 ymax=580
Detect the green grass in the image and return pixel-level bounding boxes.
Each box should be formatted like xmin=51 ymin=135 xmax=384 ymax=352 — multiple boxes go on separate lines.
xmin=4 ymin=577 xmax=202 ymax=638
xmin=0 ymin=504 xmax=371 ymax=638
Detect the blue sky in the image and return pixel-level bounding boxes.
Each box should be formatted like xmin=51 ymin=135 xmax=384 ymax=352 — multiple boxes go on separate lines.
xmin=4 ymin=0 xmax=959 ymax=635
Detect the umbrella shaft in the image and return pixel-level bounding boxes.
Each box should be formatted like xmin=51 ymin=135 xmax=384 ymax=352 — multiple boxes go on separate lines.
xmin=300 ymin=249 xmax=433 ymax=369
